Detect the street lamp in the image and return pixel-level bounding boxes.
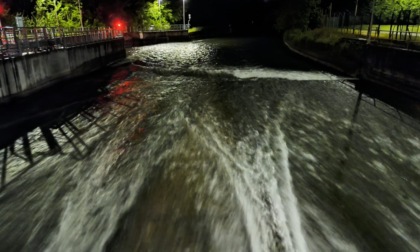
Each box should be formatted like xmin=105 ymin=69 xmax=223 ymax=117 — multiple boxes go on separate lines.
xmin=183 ymin=0 xmax=186 ymax=30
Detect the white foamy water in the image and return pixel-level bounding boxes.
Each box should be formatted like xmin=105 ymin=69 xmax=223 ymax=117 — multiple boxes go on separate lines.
xmin=187 ymin=66 xmax=354 ymax=81
xmin=2 ymin=38 xmax=419 ymax=252
xmin=192 ymin=110 xmax=308 ymax=252
xmin=42 ymin=105 xmax=150 ymax=252
xmin=232 ymin=69 xmax=343 ymax=81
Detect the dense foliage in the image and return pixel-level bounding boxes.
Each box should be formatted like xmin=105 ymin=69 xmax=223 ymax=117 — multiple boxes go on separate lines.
xmin=134 ymin=0 xmax=175 ymax=31
xmin=27 ymin=0 xmax=82 ymax=28
xmin=4 ymin=0 xmax=419 ymax=31
xmin=274 ymin=0 xmax=323 ymax=31
xmin=375 ymin=0 xmax=420 ymax=20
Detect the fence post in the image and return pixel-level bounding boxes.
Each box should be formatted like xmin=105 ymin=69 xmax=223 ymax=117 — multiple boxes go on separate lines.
xmin=61 ymin=28 xmax=65 ymax=48
xmin=13 ymin=28 xmax=21 ymax=55
xmin=21 ymin=28 xmax=28 ymax=52
xmin=42 ymin=27 xmax=46 ymax=40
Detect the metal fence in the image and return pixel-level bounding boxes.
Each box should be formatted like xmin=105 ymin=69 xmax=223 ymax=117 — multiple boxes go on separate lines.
xmin=0 ymin=27 xmax=124 ymax=57
xmin=323 ymin=14 xmax=420 ymax=44
xmin=127 ymin=24 xmax=190 ymax=32
xmin=168 ymin=24 xmax=190 ymax=31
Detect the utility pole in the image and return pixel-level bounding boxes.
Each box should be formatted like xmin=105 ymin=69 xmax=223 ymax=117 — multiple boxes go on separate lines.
xmin=183 ymin=0 xmax=186 ymax=30
xmin=77 ymin=0 xmax=83 ymax=29
xmin=367 ymin=0 xmax=376 ymax=44
xmin=354 ymin=0 xmax=359 ymax=16
xmin=54 ymin=0 xmax=59 ymax=27
xmin=158 ymin=0 xmax=162 ymax=30
xmin=329 ymin=2 xmax=333 ymax=17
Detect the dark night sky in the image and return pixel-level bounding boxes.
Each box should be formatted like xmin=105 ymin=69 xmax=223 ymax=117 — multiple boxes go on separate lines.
xmin=3 ymin=0 xmax=370 ymax=26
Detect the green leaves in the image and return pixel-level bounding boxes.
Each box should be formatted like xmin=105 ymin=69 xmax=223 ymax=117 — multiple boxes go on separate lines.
xmin=274 ymin=0 xmax=322 ymax=31
xmin=139 ymin=0 xmax=175 ymax=31
xmin=375 ymin=0 xmax=420 ymax=20
xmin=31 ymin=0 xmax=81 ymax=28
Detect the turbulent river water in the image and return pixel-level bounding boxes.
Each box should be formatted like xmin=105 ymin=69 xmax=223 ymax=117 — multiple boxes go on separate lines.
xmin=0 ymin=38 xmax=419 ymax=252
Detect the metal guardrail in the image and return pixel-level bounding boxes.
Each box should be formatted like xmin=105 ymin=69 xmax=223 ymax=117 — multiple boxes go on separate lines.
xmin=128 ymin=24 xmax=190 ymax=32
xmin=168 ymin=24 xmax=190 ymax=31
xmin=0 ymin=27 xmax=124 ymax=58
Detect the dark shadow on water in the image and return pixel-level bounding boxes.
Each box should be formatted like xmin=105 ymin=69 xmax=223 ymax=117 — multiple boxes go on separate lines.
xmin=353 ymin=80 xmax=420 ymax=128
xmin=0 ymin=62 xmax=137 ymax=191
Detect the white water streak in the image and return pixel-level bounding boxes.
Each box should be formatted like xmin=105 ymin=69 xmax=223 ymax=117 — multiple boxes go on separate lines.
xmin=274 ymin=127 xmax=308 ymax=252
xmin=189 ymin=66 xmax=352 ymax=81
xmin=198 ymin=120 xmax=308 ymax=252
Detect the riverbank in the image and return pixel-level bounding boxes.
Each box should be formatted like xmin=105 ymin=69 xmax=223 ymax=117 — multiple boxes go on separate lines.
xmin=283 ymin=29 xmax=420 ymax=100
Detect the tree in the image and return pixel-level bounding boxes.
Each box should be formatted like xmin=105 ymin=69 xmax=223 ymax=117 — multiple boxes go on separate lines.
xmin=374 ymin=0 xmax=420 ymax=20
xmin=31 ymin=0 xmax=81 ymax=28
xmin=0 ymin=3 xmax=16 ymax=26
xmin=274 ymin=0 xmax=322 ymax=31
xmin=137 ymin=0 xmax=175 ymax=31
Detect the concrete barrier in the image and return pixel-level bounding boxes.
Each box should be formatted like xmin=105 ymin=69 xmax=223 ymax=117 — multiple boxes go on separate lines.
xmin=0 ymin=39 xmax=126 ymax=101
xmin=284 ymin=34 xmax=420 ymax=99
xmin=363 ymin=45 xmax=420 ymax=97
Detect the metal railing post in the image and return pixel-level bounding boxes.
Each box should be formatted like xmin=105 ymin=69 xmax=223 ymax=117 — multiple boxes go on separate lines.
xmin=61 ymin=27 xmax=66 ymax=48
xmin=43 ymin=28 xmax=48 ymax=49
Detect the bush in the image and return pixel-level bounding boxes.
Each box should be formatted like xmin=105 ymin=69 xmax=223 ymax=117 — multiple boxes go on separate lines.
xmin=286 ymin=28 xmax=351 ymax=46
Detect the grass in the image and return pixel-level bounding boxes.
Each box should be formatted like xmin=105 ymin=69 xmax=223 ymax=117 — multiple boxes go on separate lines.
xmin=286 ymin=28 xmax=351 ymax=46
xmin=358 ymin=24 xmax=420 ymax=33
xmin=339 ymin=24 xmax=420 ymax=41
xmin=286 ymin=25 xmax=420 ymax=54
xmin=188 ymin=27 xmax=204 ymax=34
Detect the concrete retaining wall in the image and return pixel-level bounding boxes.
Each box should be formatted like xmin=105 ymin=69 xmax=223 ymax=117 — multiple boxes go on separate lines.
xmin=0 ymin=39 xmax=126 ymax=101
xmin=363 ymin=45 xmax=420 ymax=96
xmin=284 ymin=34 xmax=420 ymax=99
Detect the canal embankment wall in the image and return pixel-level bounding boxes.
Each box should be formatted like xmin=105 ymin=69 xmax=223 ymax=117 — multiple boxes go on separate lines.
xmin=283 ymin=31 xmax=420 ymax=99
xmin=0 ymin=39 xmax=126 ymax=102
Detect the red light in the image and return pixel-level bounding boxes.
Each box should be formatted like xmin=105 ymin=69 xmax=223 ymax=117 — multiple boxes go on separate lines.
xmin=112 ymin=19 xmax=125 ymax=30
xmin=0 ymin=5 xmax=5 ymax=16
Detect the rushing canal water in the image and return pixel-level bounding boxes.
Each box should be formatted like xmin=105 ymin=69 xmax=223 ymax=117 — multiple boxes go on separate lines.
xmin=0 ymin=38 xmax=419 ymax=252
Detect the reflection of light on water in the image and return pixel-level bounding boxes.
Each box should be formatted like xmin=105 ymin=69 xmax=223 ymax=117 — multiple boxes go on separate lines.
xmin=128 ymin=42 xmax=215 ymax=67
